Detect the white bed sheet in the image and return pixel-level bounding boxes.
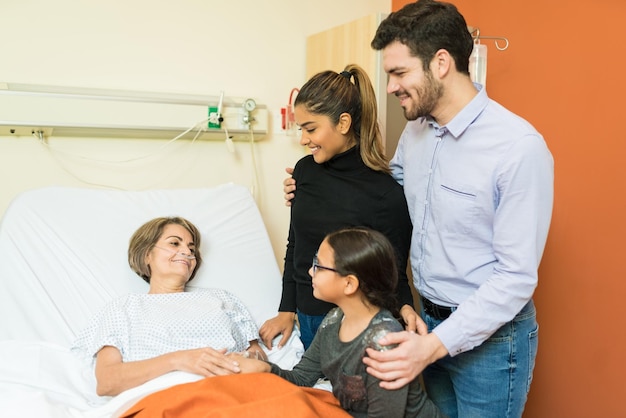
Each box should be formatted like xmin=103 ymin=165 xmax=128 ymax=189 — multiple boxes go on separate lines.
xmin=0 ymin=184 xmax=303 ymax=417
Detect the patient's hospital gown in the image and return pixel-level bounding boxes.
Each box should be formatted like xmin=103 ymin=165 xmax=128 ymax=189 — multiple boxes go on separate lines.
xmin=71 ymin=288 xmax=258 ymax=363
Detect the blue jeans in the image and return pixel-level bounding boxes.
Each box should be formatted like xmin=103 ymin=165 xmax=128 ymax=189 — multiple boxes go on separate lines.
xmin=297 ymin=310 xmax=326 ymax=350
xmin=422 ymin=300 xmax=538 ymax=418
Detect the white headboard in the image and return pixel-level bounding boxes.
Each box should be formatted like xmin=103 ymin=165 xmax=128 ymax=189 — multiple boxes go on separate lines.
xmin=0 ymin=184 xmax=282 ymax=346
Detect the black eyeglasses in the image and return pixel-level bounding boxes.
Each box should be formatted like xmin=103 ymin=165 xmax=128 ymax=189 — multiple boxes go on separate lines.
xmin=312 ymin=255 xmax=339 ymax=276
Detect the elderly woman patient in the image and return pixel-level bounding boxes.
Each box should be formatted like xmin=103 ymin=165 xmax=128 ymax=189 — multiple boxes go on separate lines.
xmin=71 ymin=216 xmax=265 ymax=396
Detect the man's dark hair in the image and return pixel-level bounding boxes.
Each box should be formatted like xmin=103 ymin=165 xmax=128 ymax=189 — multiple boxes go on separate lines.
xmin=371 ymin=0 xmax=474 ymax=74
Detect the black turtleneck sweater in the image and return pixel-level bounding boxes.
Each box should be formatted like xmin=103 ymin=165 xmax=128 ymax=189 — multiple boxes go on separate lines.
xmin=279 ymin=146 xmax=414 ymax=316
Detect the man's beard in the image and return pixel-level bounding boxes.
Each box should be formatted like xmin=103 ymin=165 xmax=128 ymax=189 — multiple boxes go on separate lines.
xmin=401 ymin=71 xmax=443 ymax=121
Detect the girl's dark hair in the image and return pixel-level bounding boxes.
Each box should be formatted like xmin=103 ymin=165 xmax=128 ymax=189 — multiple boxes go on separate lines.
xmin=295 ymin=64 xmax=389 ymax=173
xmin=128 ymin=216 xmax=202 ymax=284
xmin=371 ymin=0 xmax=474 ymax=74
xmin=325 ymin=227 xmax=399 ymax=315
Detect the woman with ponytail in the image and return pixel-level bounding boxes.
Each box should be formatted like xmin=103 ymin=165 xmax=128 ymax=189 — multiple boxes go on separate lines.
xmin=260 ymin=65 xmax=418 ymax=351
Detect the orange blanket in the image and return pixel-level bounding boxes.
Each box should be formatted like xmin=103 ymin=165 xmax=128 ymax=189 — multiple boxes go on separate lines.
xmin=119 ymin=373 xmax=351 ymax=418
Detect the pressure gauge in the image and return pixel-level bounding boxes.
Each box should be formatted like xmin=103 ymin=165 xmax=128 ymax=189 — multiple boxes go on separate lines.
xmin=243 ymin=98 xmax=256 ymax=112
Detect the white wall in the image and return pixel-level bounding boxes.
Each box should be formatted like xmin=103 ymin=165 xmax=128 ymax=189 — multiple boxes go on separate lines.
xmin=0 ymin=0 xmax=391 ymax=269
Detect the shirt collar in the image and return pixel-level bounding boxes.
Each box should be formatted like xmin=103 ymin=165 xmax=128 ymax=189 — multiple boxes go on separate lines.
xmin=428 ymin=83 xmax=488 ymax=139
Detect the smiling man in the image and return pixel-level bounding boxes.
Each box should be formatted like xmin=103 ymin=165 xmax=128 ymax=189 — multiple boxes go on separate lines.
xmin=361 ymin=1 xmax=554 ymax=418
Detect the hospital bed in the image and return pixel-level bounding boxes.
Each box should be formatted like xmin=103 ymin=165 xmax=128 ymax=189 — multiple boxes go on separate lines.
xmin=0 ymin=183 xmax=304 ymax=417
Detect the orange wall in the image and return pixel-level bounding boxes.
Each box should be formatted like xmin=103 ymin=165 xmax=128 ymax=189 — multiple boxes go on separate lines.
xmin=391 ymin=1 xmax=626 ymax=416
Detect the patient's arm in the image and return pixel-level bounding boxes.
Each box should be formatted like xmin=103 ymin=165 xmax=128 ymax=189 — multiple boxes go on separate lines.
xmin=259 ymin=311 xmax=296 ymax=349
xmin=247 ymin=340 xmax=268 ymax=361
xmin=94 ymin=345 xmax=242 ymax=396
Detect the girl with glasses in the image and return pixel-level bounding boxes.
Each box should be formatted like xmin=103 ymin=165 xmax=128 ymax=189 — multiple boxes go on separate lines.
xmin=234 ymin=227 xmax=443 ymax=417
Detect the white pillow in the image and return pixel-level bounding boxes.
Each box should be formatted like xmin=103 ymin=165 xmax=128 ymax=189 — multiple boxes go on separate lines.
xmin=0 ymin=184 xmax=284 ymax=345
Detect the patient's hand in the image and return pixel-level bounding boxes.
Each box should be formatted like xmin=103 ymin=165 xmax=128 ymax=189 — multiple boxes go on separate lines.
xmin=259 ymin=312 xmax=295 ymax=349
xmin=283 ymin=167 xmax=296 ymax=207
xmin=95 ymin=346 xmax=243 ymax=396
xmin=228 ymin=353 xmax=271 ymax=374
xmin=175 ymin=347 xmax=241 ymax=377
